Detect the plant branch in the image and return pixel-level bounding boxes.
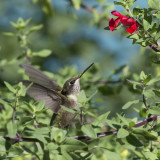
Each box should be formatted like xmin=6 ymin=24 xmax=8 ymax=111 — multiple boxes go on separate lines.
xmin=3 ymin=115 xmax=159 ymax=142
xmin=12 ymin=97 xmax=18 ymax=123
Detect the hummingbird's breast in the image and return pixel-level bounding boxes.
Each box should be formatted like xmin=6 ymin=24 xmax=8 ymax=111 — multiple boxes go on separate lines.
xmin=58 ymin=91 xmax=80 ymax=127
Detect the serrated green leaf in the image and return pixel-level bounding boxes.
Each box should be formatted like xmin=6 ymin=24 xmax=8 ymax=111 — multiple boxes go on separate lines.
xmin=51 ymin=127 xmax=67 ymax=143
xmin=8 ymin=146 xmax=23 ymax=157
xmin=81 ymin=124 xmax=97 ymax=139
xmin=149 ymin=106 xmax=160 ymax=115
xmin=148 ymin=0 xmax=160 ymax=10
xmin=140 ymin=71 xmax=147 ymax=80
xmin=36 ymin=100 xmax=45 ymax=112
xmin=122 ymin=100 xmax=140 ymax=110
xmin=61 ymin=105 xmax=76 ymax=114
xmin=144 ymin=151 xmax=158 ymax=160
xmin=147 ymin=76 xmax=160 ymax=85
xmin=0 ymin=137 xmax=6 ymax=152
xmin=117 ymin=114 xmax=129 ymax=126
xmin=77 ymin=90 xmax=88 ymax=103
xmin=61 ymin=138 xmax=87 ymax=152
xmin=7 ymin=121 xmax=17 ymax=137
xmin=126 ymin=134 xmax=143 ymax=147
xmin=133 ymin=129 xmax=157 ymax=141
xmin=61 ymin=149 xmax=73 ymax=160
xmin=114 ymin=1 xmax=125 ymax=7
xmin=33 ymin=127 xmax=50 ymax=135
xmin=92 ymin=111 xmax=110 ymax=127
xmin=144 ymin=89 xmax=155 ymax=98
xmin=20 ymin=116 xmax=33 ymax=125
xmin=117 ymin=128 xmax=129 ymax=138
xmin=4 ymin=81 xmax=16 ymax=93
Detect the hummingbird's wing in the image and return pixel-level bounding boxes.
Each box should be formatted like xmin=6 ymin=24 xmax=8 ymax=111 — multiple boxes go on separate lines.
xmin=22 ymin=64 xmax=62 ymax=91
xmin=23 ymin=80 xmax=64 ymax=113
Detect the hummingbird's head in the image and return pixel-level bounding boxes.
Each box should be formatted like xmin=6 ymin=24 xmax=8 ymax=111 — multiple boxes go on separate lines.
xmin=61 ymin=63 xmax=94 ymax=96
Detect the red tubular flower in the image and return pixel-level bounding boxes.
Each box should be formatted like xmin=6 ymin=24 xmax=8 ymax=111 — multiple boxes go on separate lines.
xmin=109 ymin=11 xmax=139 ymax=34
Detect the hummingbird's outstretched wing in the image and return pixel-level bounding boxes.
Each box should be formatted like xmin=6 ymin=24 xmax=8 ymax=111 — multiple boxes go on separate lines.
xmin=22 ymin=64 xmax=62 ymax=91
xmin=23 ymin=80 xmax=64 ymax=113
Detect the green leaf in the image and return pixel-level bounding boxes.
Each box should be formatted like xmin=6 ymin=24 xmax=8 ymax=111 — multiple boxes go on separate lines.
xmin=32 ymin=49 xmax=52 ymax=57
xmin=143 ymin=74 xmax=152 ymax=85
xmin=149 ymin=106 xmax=160 ymax=115
xmin=81 ymin=124 xmax=97 ymax=139
xmin=126 ymin=134 xmax=143 ymax=147
xmin=36 ymin=100 xmax=45 ymax=112
xmin=7 ymin=121 xmax=17 ymax=137
xmin=143 ymin=16 xmax=152 ymax=31
xmin=61 ymin=105 xmax=76 ymax=114
xmin=143 ymin=89 xmax=155 ymax=98
xmin=133 ymin=7 xmax=143 ymax=15
xmin=51 ymin=127 xmax=67 ymax=143
xmin=147 ymin=76 xmax=160 ymax=85
xmin=61 ymin=149 xmax=73 ymax=160
xmin=114 ymin=1 xmax=125 ymax=7
xmin=20 ymin=116 xmax=33 ymax=125
xmin=117 ymin=114 xmax=129 ymax=126
xmin=33 ymin=134 xmax=48 ymax=143
xmin=3 ymin=32 xmax=15 ymax=37
xmin=77 ymin=90 xmax=88 ymax=103
xmin=27 ymin=24 xmax=43 ymax=34
xmin=47 ymin=143 xmax=58 ymax=150
xmin=127 ymin=80 xmax=143 ymax=89
xmin=0 ymin=137 xmax=6 ymax=152
xmin=71 ymin=0 xmax=81 ymax=10
xmin=33 ymin=127 xmax=50 ymax=135
xmin=61 ymin=138 xmax=87 ymax=152
xmin=103 ymin=150 xmax=121 ymax=160
xmin=144 ymin=151 xmax=158 ymax=160
xmin=122 ymin=100 xmax=140 ymax=110
xmin=117 ymin=128 xmax=129 ymax=138
xmin=133 ymin=129 xmax=157 ymax=141
xmin=8 ymin=146 xmax=23 ymax=157
xmin=4 ymin=81 xmax=16 ymax=93
xmin=148 ymin=0 xmax=160 ymax=10
xmin=140 ymin=71 xmax=147 ymax=80
xmin=104 ymin=26 xmax=110 ymax=30
xmin=92 ymin=111 xmax=110 ymax=127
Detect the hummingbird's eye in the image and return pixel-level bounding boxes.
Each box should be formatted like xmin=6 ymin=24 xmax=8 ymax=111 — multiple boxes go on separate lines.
xmin=70 ymin=80 xmax=75 ymax=85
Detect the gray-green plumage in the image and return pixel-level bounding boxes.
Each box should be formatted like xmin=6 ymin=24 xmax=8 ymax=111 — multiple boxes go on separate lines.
xmin=22 ymin=63 xmax=94 ymax=127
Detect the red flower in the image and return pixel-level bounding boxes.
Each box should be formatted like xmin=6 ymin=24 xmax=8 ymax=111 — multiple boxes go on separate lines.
xmin=109 ymin=11 xmax=139 ymax=34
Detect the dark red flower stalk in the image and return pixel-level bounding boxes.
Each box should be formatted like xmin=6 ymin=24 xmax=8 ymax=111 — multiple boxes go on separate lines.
xmin=109 ymin=11 xmax=139 ymax=34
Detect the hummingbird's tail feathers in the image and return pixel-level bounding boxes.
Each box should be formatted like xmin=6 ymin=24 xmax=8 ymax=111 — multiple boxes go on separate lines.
xmin=22 ymin=80 xmax=62 ymax=113
xmin=22 ymin=64 xmax=62 ymax=91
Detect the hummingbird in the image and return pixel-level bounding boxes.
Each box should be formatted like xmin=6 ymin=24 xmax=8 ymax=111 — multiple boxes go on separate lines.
xmin=22 ymin=63 xmax=94 ymax=127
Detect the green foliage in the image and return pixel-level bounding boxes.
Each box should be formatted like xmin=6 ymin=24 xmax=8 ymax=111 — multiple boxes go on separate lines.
xmin=1 ymin=0 xmax=160 ymax=159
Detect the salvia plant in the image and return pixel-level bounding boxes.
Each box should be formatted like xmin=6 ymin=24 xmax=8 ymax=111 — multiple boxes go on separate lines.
xmin=0 ymin=0 xmax=160 ymax=160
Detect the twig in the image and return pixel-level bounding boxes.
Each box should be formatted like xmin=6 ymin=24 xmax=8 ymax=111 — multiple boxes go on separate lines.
xmin=142 ymin=93 xmax=149 ymax=110
xmin=3 ymin=115 xmax=159 ymax=142
xmin=12 ymin=97 xmax=18 ymax=123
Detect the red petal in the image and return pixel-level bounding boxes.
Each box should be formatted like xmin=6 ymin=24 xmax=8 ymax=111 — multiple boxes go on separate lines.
xmin=111 ymin=11 xmax=128 ymax=19
xmin=114 ymin=18 xmax=121 ymax=27
xmin=109 ymin=18 xmax=116 ymax=31
xmin=126 ymin=23 xmax=137 ymax=34
xmin=111 ymin=11 xmax=122 ymax=17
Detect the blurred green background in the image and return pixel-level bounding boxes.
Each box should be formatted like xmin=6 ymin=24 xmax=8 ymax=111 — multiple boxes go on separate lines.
xmin=0 ymin=0 xmax=157 ymax=117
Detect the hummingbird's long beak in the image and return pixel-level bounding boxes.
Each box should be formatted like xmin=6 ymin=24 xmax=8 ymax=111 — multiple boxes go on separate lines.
xmin=78 ymin=63 xmax=94 ymax=78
